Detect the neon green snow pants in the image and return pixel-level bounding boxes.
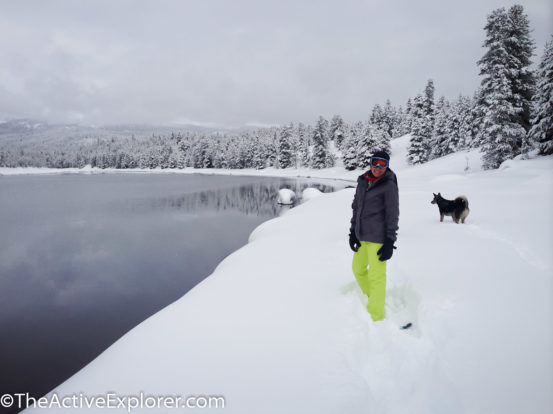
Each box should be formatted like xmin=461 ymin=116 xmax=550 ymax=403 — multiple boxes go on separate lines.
xmin=352 ymin=241 xmax=387 ymax=321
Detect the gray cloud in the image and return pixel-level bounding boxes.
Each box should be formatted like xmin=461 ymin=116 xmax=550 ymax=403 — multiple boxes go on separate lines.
xmin=0 ymin=0 xmax=551 ymax=127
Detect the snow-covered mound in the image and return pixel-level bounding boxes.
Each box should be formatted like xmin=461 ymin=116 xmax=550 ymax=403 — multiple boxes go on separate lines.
xmin=23 ymin=140 xmax=553 ymax=414
xmin=301 ymin=187 xmax=323 ymax=202
xmin=277 ymin=188 xmax=296 ymax=205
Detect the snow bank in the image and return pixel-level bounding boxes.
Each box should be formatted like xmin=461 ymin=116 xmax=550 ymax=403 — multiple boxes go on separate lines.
xmin=277 ymin=188 xmax=296 ymax=205
xmin=22 ymin=140 xmax=553 ymax=414
xmin=301 ymin=187 xmax=323 ymax=202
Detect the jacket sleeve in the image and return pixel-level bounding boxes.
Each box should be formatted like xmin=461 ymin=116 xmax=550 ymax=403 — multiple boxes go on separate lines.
xmin=349 ymin=185 xmax=358 ymax=234
xmin=384 ymin=181 xmax=399 ymax=242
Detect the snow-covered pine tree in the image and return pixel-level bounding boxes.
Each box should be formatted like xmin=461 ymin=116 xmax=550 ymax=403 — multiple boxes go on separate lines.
xmin=405 ymin=97 xmax=413 ymax=133
xmin=529 ymin=36 xmax=553 ymax=155
xmin=392 ymin=106 xmax=409 ymax=138
xmin=477 ymin=7 xmax=533 ymax=169
xmin=443 ymin=99 xmax=463 ymax=155
xmin=304 ymin=124 xmax=314 ymax=167
xmin=249 ymin=133 xmax=265 ymax=169
xmin=469 ymin=88 xmax=486 ymax=149
xmin=288 ymin=122 xmax=300 ymax=166
xmin=329 ymin=115 xmax=345 ymax=149
xmin=311 ymin=116 xmax=330 ymax=169
xmin=318 ymin=116 xmax=330 ymax=143
xmin=407 ymin=94 xmax=431 ymax=164
xmin=370 ymin=104 xmax=384 ymax=131
xmin=296 ymin=123 xmax=310 ymax=167
xmin=430 ymin=96 xmax=451 ymax=159
xmin=278 ymin=123 xmax=294 ymax=168
xmin=373 ymin=126 xmax=392 ymax=156
xmin=269 ymin=130 xmax=279 ymax=168
xmin=505 ymin=4 xmax=535 ymax=138
xmin=341 ymin=122 xmax=361 ymax=170
xmin=358 ymin=121 xmax=379 ymax=169
xmin=257 ymin=130 xmax=275 ymax=169
xmin=176 ymin=133 xmax=191 ymax=168
xmin=423 ymin=79 xmax=436 ymax=132
xmin=208 ymin=136 xmax=222 ymax=168
xmin=239 ymin=133 xmax=255 ymax=168
xmin=455 ymin=95 xmax=474 ymax=150
xmin=382 ymin=100 xmax=396 ymax=138
xmin=325 ymin=148 xmax=336 ymax=168
xmin=237 ymin=134 xmax=251 ymax=169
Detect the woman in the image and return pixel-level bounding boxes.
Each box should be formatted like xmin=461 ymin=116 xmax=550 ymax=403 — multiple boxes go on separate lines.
xmin=348 ymin=150 xmax=399 ymax=322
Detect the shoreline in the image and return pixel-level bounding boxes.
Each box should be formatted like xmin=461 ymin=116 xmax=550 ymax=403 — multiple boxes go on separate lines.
xmin=0 ymin=165 xmax=360 ymax=185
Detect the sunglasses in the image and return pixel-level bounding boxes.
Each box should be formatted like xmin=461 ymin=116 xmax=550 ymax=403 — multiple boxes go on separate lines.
xmin=370 ymin=157 xmax=389 ymax=169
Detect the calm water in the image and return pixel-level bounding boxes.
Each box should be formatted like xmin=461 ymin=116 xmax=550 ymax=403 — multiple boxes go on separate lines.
xmin=0 ymin=173 xmax=345 ymax=410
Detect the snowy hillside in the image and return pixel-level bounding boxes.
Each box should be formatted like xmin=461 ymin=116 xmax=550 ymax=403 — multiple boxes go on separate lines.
xmin=23 ymin=137 xmax=553 ymax=414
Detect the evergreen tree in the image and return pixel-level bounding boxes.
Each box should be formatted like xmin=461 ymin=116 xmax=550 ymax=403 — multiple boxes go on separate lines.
xmin=506 ymin=4 xmax=535 ymax=135
xmin=288 ymin=123 xmax=300 ymax=166
xmin=373 ymin=126 xmax=391 ymax=156
xmin=529 ymin=36 xmax=553 ymax=155
xmin=407 ymin=94 xmax=431 ymax=164
xmin=423 ymin=79 xmax=436 ymax=131
xmin=382 ymin=100 xmax=397 ymax=138
xmin=304 ymin=125 xmax=314 ymax=167
xmin=393 ymin=106 xmax=409 ymax=138
xmin=297 ymin=122 xmax=310 ymax=167
xmin=405 ymin=97 xmax=413 ymax=133
xmin=358 ymin=121 xmax=379 ymax=169
xmin=249 ymin=133 xmax=265 ymax=169
xmin=342 ymin=122 xmax=363 ymax=170
xmin=312 ymin=116 xmax=330 ymax=169
xmin=370 ymin=104 xmax=384 ymax=129
xmin=329 ymin=115 xmax=345 ymax=148
xmin=443 ymin=99 xmax=462 ymax=155
xmin=455 ymin=95 xmax=474 ymax=150
xmin=325 ymin=148 xmax=336 ymax=168
xmin=430 ymin=96 xmax=451 ymax=159
xmin=268 ymin=130 xmax=279 ymax=168
xmin=469 ymin=89 xmax=486 ymax=149
xmin=278 ymin=123 xmax=294 ymax=168
xmin=477 ymin=5 xmax=535 ymax=168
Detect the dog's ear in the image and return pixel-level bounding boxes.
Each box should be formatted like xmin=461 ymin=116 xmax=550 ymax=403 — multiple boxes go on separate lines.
xmin=433 ymin=193 xmax=436 ymax=196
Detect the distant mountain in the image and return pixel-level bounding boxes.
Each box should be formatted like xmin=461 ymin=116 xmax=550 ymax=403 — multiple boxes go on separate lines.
xmin=0 ymin=118 xmax=49 ymax=134
xmin=0 ymin=119 xmax=250 ymax=146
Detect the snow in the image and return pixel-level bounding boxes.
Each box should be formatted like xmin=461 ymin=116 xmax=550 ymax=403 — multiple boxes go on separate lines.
xmin=277 ymin=188 xmax=296 ymax=205
xmin=301 ymin=187 xmax=323 ymax=201
xmin=20 ymin=135 xmax=553 ymax=414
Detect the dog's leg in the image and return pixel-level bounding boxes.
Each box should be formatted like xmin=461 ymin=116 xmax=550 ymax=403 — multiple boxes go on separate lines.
xmin=440 ymin=213 xmax=444 ymax=222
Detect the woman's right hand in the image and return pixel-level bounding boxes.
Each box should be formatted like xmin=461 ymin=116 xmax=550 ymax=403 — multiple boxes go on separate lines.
xmin=349 ymin=231 xmax=361 ymax=252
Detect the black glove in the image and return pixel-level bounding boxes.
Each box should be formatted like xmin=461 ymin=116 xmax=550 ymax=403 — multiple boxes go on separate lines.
xmin=349 ymin=231 xmax=361 ymax=252
xmin=377 ymin=238 xmax=396 ymax=261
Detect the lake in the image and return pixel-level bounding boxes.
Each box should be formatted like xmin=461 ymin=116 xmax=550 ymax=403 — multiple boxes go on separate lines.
xmin=0 ymin=172 xmax=346 ymax=410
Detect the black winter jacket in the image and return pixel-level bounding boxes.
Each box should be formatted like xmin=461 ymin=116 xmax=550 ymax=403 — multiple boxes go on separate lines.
xmin=349 ymin=169 xmax=399 ymax=243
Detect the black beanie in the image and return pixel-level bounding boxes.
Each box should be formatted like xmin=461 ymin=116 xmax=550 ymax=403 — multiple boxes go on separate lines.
xmin=372 ymin=150 xmax=390 ymax=161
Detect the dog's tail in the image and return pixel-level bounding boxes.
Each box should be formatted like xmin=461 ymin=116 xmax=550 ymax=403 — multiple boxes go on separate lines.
xmin=456 ymin=195 xmax=469 ymax=210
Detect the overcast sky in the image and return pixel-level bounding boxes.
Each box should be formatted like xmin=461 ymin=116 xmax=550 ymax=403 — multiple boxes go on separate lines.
xmin=0 ymin=0 xmax=551 ymax=127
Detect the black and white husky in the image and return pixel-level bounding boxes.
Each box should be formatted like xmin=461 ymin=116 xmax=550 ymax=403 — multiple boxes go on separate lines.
xmin=431 ymin=193 xmax=470 ymax=224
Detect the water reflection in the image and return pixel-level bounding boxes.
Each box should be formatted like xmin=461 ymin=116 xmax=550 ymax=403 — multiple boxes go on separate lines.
xmin=116 ymin=180 xmax=337 ymax=216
